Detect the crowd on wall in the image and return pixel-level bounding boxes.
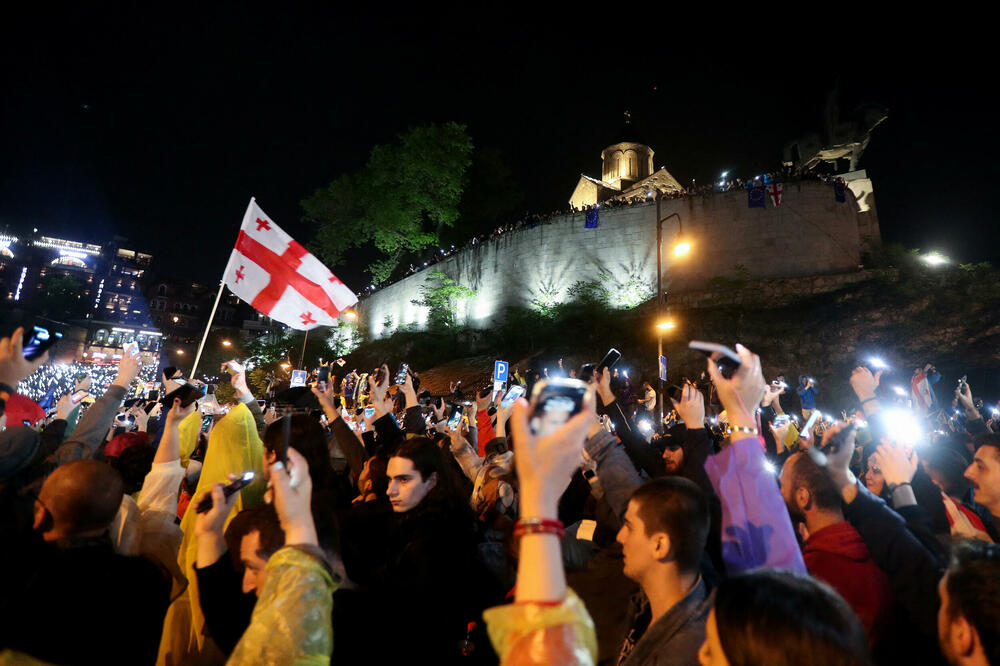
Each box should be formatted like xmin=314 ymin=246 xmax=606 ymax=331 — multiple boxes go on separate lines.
xmin=2 ymin=323 xmax=999 ymax=665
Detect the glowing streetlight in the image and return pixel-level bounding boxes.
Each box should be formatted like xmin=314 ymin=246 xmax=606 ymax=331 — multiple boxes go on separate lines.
xmin=672 ymin=241 xmax=692 ymax=257
xmin=921 ymin=252 xmax=949 ymax=266
xmin=342 ymin=310 xmax=358 ymax=321
xmin=657 ymin=320 xmax=676 ymax=330
xmin=176 ymin=349 xmax=185 ymax=355
xmin=222 ymin=340 xmax=232 ymax=347
xmin=172 ymin=316 xmax=179 ymax=323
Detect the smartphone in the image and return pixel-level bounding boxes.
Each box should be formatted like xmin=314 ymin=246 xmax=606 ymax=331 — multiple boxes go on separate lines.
xmin=447 ymin=403 xmax=463 ymax=431
xmin=364 ymin=406 xmax=376 ymax=419
xmin=257 ymin=399 xmax=267 ymax=408
xmin=801 ymin=410 xmax=821 ymax=437
xmin=193 ymin=471 xmax=256 ymax=514
xmin=773 ymin=414 xmax=791 ymax=427
xmin=200 ymin=414 xmax=214 ymax=433
xmin=146 ymin=389 xmax=160 ymax=402
xmin=335 ymin=358 xmax=346 ymax=366
xmin=161 ymin=382 xmax=206 ymax=408
xmin=598 ymin=348 xmax=622 ymax=372
xmin=958 ymin=375 xmax=968 ymax=390
xmin=528 ymin=378 xmax=590 ymax=437
xmin=22 ymin=326 xmax=62 ymax=361
xmin=820 ymin=424 xmax=856 ymax=455
xmin=71 ymin=390 xmax=89 ymax=405
xmin=500 ymin=385 xmax=526 ymax=408
xmin=374 ymin=366 xmax=388 ymax=386
xmin=123 ymin=341 xmax=139 ymax=358
xmin=395 ymin=362 xmax=410 ymax=386
xmin=688 ymin=341 xmax=741 ymax=379
xmin=223 ymin=360 xmax=244 ymax=375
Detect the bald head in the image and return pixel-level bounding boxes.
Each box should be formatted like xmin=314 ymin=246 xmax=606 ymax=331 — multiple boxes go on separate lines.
xmin=36 ymin=460 xmax=124 ymax=540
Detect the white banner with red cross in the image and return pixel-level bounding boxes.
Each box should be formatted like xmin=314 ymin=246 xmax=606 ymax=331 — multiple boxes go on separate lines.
xmin=224 ymin=198 xmax=357 ymax=330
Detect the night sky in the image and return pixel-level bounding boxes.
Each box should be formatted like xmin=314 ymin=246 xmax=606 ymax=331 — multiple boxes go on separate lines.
xmin=2 ymin=8 xmax=994 ymax=290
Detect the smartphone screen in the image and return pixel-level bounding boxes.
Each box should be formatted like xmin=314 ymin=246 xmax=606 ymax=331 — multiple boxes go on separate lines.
xmin=395 ymin=362 xmax=409 ymax=386
xmin=22 ymin=326 xmax=62 ymax=361
xmin=200 ymin=414 xmax=214 ymax=432
xmin=364 ymin=406 xmax=376 ymax=419
xmin=500 ymin=385 xmax=525 ymax=408
xmin=123 ymin=341 xmax=138 ymax=358
xmin=597 ymin=348 xmax=622 ymax=372
xmin=447 ymin=403 xmax=463 ymax=430
xmin=71 ymin=390 xmax=89 ymax=405
xmin=773 ymin=414 xmax=791 ymax=427
xmin=528 ymin=378 xmax=589 ymax=437
xmin=801 ymin=410 xmax=821 ymax=436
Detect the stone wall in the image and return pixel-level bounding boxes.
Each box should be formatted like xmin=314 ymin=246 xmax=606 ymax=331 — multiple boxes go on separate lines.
xmin=358 ymin=180 xmax=873 ymax=338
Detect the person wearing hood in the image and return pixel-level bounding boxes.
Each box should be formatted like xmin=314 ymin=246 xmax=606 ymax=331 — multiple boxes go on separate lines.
xmin=780 ymin=449 xmax=893 ymax=645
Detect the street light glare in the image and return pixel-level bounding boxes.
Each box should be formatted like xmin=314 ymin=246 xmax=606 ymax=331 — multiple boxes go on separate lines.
xmin=673 ymin=241 xmax=691 ymax=257
xmin=657 ymin=320 xmax=676 ymax=330
xmin=922 ymin=252 xmax=949 ymax=266
xmin=222 ymin=340 xmax=232 ymax=346
xmin=343 ymin=311 xmax=358 ymax=321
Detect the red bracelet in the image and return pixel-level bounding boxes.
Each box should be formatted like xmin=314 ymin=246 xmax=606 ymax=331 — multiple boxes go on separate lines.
xmin=514 ymin=517 xmax=565 ymax=538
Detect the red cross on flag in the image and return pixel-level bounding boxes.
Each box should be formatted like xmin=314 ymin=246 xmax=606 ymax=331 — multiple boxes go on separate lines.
xmin=768 ymin=182 xmax=783 ymax=207
xmin=224 ymin=198 xmax=357 ymax=330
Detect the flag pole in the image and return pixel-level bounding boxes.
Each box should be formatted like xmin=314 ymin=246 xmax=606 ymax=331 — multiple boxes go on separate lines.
xmin=190 ymin=279 xmax=227 ymax=379
xmin=298 ymin=329 xmax=309 ymax=370
xmin=189 ymin=197 xmax=254 ymax=378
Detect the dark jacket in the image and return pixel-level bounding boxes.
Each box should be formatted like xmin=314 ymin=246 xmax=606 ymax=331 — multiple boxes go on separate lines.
xmin=0 ymin=533 xmax=170 ymax=665
xmin=617 ymin=577 xmax=710 ymax=666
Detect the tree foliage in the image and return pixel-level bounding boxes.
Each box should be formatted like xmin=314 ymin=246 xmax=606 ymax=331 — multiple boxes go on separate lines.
xmin=411 ymin=271 xmax=477 ymax=329
xmin=302 ymin=122 xmax=474 ymax=284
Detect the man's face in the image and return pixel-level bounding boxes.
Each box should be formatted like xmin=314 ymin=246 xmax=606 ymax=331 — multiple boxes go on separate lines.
xmin=386 ymin=457 xmax=436 ymax=513
xmin=661 ymin=444 xmax=684 ymax=474
xmin=779 ymin=453 xmax=803 ymax=521
xmin=240 ymin=531 xmax=270 ymax=597
xmin=616 ymin=499 xmax=661 ymax=583
xmin=965 ymin=445 xmax=1000 ymax=516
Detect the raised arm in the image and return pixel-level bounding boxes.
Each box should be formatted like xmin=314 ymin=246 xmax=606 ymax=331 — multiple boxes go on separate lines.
xmin=51 ymin=354 xmax=140 ymax=464
xmin=703 ymin=344 xmax=806 ymax=575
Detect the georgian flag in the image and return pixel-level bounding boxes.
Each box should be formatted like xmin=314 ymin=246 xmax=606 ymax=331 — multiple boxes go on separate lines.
xmin=224 ymin=198 xmax=357 ymax=330
xmin=768 ymin=183 xmax=783 ymax=207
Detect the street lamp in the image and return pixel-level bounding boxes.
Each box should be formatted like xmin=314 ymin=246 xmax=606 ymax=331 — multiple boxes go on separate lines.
xmin=342 ymin=310 xmax=358 ymax=321
xmin=921 ymin=252 xmax=949 ymax=266
xmin=655 ymin=204 xmax=689 ymax=429
xmin=657 ymin=320 xmax=676 ymax=330
xmin=176 ymin=349 xmax=185 ymax=355
xmin=222 ymin=339 xmax=232 ymax=347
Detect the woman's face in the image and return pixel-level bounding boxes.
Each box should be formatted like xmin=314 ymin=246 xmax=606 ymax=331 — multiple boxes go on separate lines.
xmin=865 ymin=458 xmax=885 ymax=494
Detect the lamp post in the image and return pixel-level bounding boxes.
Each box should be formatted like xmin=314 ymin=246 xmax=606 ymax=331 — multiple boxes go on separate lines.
xmin=655 ymin=201 xmax=688 ymax=429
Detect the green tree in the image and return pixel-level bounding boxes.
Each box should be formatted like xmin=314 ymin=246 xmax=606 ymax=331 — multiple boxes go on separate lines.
xmin=411 ymin=271 xmax=477 ymax=329
xmin=302 ymin=122 xmax=474 ymax=283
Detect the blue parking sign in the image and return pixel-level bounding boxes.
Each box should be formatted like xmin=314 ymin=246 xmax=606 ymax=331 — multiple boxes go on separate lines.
xmin=494 ymin=360 xmax=509 ymax=383
xmin=658 ymin=355 xmax=668 ymax=382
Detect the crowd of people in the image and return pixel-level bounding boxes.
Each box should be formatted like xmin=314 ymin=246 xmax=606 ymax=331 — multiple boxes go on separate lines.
xmin=2 ymin=323 xmax=999 ymax=665
xmin=15 ymin=358 xmax=160 ymax=405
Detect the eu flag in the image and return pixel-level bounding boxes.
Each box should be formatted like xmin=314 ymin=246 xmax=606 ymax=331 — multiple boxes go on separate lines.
xmin=585 ymin=209 xmax=599 ymax=228
xmin=748 ymin=186 xmax=766 ymax=208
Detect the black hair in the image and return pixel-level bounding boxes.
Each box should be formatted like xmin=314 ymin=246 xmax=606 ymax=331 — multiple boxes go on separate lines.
xmin=922 ymin=446 xmax=972 ymax=497
xmin=628 ymin=477 xmax=709 ymax=573
xmin=225 ymin=504 xmax=285 ymax=569
xmin=262 ymin=414 xmax=337 ymax=493
xmin=786 ymin=452 xmax=842 ymax=512
xmin=111 ymin=442 xmax=157 ymax=495
xmin=714 ymin=570 xmax=870 ymax=666
xmin=945 ymin=540 xmax=1000 ymax=665
xmin=392 ymin=437 xmax=466 ymax=513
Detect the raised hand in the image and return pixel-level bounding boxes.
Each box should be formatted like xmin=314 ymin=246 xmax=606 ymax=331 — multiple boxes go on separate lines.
xmin=850 ymin=366 xmax=881 ymax=402
xmin=194 ymin=479 xmax=239 ymax=537
xmin=55 ymin=393 xmax=75 ymax=421
xmin=705 ymin=343 xmax=764 ymax=436
xmin=113 ymin=353 xmax=142 ymax=389
xmin=0 ymin=327 xmax=48 ymax=388
xmin=270 ymin=446 xmax=317 ymax=546
xmin=876 ymin=439 xmax=918 ymax=487
xmin=508 ymin=395 xmax=596 ymax=517
xmin=671 ymin=382 xmax=705 ymax=429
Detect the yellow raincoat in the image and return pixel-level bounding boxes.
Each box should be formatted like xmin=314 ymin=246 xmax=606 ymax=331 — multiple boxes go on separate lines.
xmin=483 ymin=589 xmax=597 ymax=665
xmin=157 ymin=403 xmax=266 ymax=665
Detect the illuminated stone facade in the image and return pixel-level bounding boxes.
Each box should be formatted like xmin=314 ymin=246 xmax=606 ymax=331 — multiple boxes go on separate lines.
xmin=569 ymin=140 xmax=685 ymax=209
xmin=359 ymin=180 xmax=879 ymax=337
